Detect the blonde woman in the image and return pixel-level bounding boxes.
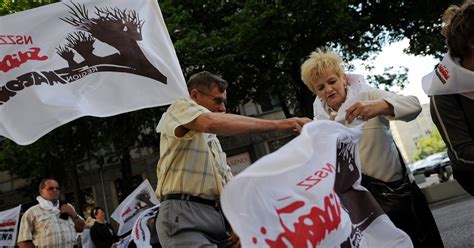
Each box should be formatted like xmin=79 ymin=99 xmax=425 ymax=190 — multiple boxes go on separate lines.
xmin=301 ymin=48 xmax=443 ymax=247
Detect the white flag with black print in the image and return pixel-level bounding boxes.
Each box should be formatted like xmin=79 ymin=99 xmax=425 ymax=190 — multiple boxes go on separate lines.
xmin=0 ymin=0 xmax=188 ymax=145
xmin=116 ymin=234 xmax=132 ymax=248
xmin=221 ymin=121 xmax=412 ymax=247
xmin=111 ymin=179 xmax=159 ymax=236
xmin=0 ymin=205 xmax=21 ymax=246
xmin=132 ymin=204 xmax=160 ymax=248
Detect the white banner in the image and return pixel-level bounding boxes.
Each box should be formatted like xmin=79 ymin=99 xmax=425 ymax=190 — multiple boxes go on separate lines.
xmin=422 ymin=53 xmax=474 ymax=96
xmin=131 ymin=204 xmax=159 ymax=248
xmin=0 ymin=0 xmax=188 ymax=145
xmin=111 ymin=179 xmax=159 ymax=236
xmin=0 ymin=205 xmax=21 ymax=246
xmin=116 ymin=234 xmax=132 ymax=248
xmin=221 ymin=121 xmax=412 ymax=247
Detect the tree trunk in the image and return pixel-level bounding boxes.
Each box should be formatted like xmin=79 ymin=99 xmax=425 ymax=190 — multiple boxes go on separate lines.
xmin=119 ymin=148 xmax=133 ymax=197
xmin=58 ymin=125 xmax=84 ymax=213
xmin=277 ymin=93 xmax=292 ymax=118
xmin=69 ymin=163 xmax=84 ymax=213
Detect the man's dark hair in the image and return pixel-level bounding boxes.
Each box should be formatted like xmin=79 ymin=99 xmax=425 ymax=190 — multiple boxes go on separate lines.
xmin=187 ymin=71 xmax=228 ymax=94
xmin=91 ymin=206 xmax=105 ymax=219
xmin=38 ymin=178 xmax=58 ymax=192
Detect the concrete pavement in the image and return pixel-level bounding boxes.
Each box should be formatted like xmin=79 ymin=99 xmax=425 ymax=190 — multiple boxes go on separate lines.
xmin=431 ymin=196 xmax=474 ymax=247
xmin=416 ymin=174 xmax=473 ymax=247
xmin=418 ymin=174 xmax=469 ymax=204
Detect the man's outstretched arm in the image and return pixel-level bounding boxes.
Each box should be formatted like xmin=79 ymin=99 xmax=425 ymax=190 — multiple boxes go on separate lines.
xmin=182 ymin=112 xmax=311 ymax=136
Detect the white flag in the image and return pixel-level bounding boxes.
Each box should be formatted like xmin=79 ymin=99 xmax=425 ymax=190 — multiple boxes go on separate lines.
xmin=221 ymin=121 xmax=412 ymax=247
xmin=131 ymin=205 xmax=160 ymax=248
xmin=111 ymin=179 xmax=159 ymax=236
xmin=0 ymin=0 xmax=188 ymax=145
xmin=116 ymin=234 xmax=132 ymax=248
xmin=0 ymin=205 xmax=21 ymax=246
xmin=422 ymin=53 xmax=474 ymax=96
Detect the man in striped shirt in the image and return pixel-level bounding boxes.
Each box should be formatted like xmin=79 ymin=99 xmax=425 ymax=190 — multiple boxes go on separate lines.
xmin=155 ymin=71 xmax=311 ymax=247
xmin=18 ymin=178 xmax=85 ymax=248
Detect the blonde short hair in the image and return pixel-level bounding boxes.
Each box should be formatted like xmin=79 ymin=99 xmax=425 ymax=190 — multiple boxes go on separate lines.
xmin=300 ymin=48 xmax=345 ymax=94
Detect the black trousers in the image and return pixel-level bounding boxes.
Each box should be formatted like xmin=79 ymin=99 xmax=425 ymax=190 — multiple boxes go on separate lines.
xmin=369 ymin=181 xmax=444 ymax=247
xmin=453 ymin=169 xmax=474 ymax=196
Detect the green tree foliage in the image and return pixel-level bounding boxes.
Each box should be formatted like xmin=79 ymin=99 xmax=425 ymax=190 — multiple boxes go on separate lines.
xmin=367 ymin=66 xmax=409 ymax=92
xmin=0 ymin=117 xmax=98 ymax=210
xmin=357 ymin=0 xmax=464 ymax=58
xmin=0 ymin=0 xmax=59 ymax=15
xmin=413 ymin=129 xmax=447 ymax=161
xmin=91 ymin=109 xmax=164 ymax=200
xmin=162 ymin=0 xmax=390 ymax=116
xmin=160 ymin=0 xmax=457 ymax=117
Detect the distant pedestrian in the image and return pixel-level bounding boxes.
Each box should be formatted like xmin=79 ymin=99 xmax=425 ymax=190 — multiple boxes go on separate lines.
xmin=90 ymin=207 xmax=119 ymax=248
xmin=18 ymin=178 xmax=85 ymax=248
xmin=80 ymin=216 xmax=96 ymax=248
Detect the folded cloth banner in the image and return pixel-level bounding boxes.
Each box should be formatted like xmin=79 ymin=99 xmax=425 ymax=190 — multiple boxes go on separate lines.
xmin=313 ymin=73 xmax=370 ymax=125
xmin=111 ymin=179 xmax=159 ymax=236
xmin=221 ymin=121 xmax=412 ymax=247
xmin=116 ymin=235 xmax=132 ymax=248
xmin=0 ymin=0 xmax=188 ymax=145
xmin=0 ymin=205 xmax=21 ymax=246
xmin=422 ymin=53 xmax=474 ymax=99
xmin=132 ymin=204 xmax=160 ymax=248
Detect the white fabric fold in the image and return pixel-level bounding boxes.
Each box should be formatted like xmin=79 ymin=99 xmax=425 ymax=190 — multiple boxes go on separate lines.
xmin=422 ymin=53 xmax=474 ymax=99
xmin=36 ymin=196 xmax=60 ymax=213
xmin=155 ymin=113 xmax=167 ymax=133
xmin=313 ymin=73 xmax=371 ymax=126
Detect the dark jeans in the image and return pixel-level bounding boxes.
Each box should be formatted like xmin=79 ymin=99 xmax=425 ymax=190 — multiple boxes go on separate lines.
xmin=453 ymin=169 xmax=474 ymax=196
xmin=362 ymin=175 xmax=444 ymax=247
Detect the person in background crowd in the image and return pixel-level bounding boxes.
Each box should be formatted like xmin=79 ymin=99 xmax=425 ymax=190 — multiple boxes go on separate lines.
xmin=18 ymin=178 xmax=85 ymax=248
xmin=80 ymin=216 xmax=96 ymax=248
xmin=155 ymin=71 xmax=311 ymax=247
xmin=300 ymin=48 xmax=443 ymax=247
xmin=90 ymin=206 xmax=119 ymax=248
xmin=147 ymin=216 xmax=161 ymax=248
xmin=425 ymin=0 xmax=474 ymax=195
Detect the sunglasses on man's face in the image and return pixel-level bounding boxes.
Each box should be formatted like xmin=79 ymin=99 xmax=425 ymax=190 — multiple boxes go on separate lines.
xmin=45 ymin=186 xmax=60 ymax=191
xmin=197 ymin=89 xmax=227 ymax=105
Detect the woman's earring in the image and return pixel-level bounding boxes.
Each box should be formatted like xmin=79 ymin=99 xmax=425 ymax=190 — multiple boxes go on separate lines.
xmin=344 ymin=84 xmax=347 ymax=89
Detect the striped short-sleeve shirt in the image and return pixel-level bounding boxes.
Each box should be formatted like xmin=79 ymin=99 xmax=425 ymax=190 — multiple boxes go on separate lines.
xmin=17 ymin=204 xmax=77 ymax=248
xmin=156 ymin=98 xmax=233 ymax=200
